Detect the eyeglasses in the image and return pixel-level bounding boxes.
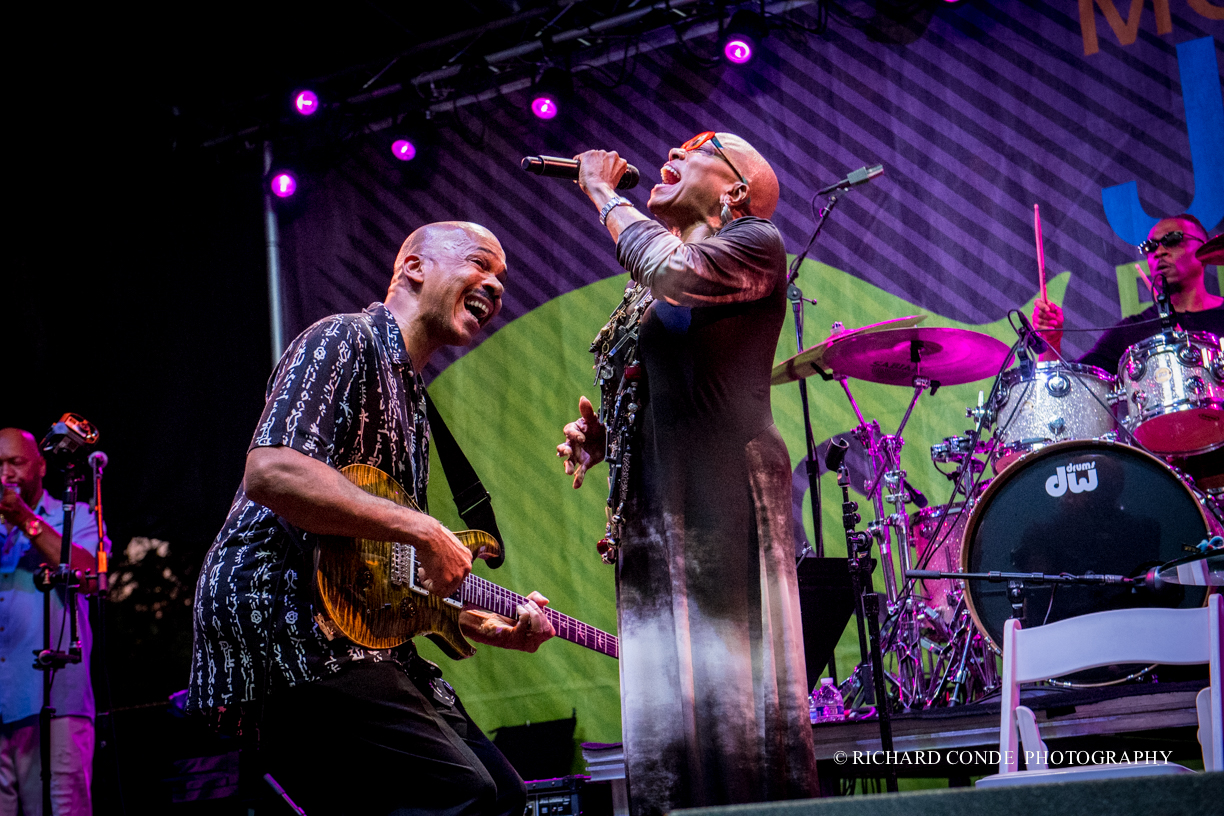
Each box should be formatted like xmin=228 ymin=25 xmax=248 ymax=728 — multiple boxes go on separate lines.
xmin=1138 ymin=230 xmax=1203 ymax=255
xmin=681 ymin=131 xmax=748 ymax=185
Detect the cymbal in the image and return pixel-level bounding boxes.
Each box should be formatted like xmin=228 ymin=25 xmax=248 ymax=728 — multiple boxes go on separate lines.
xmin=1197 ymin=234 xmax=1224 ymax=266
xmin=819 ymin=326 xmax=1013 ymax=387
xmin=771 ymin=316 xmax=926 ymax=386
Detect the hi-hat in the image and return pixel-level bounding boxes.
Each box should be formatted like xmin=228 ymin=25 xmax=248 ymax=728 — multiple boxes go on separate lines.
xmin=1197 ymin=234 xmax=1224 ymax=266
xmin=818 ymin=326 xmax=1012 ymax=386
xmin=771 ymin=316 xmax=926 ymax=386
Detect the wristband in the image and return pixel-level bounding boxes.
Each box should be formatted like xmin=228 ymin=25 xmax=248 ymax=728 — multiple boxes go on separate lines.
xmin=599 ymin=196 xmax=633 ymax=226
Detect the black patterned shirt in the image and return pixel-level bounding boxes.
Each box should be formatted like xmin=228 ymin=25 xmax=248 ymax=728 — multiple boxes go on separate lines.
xmin=187 ymin=302 xmax=429 ymax=711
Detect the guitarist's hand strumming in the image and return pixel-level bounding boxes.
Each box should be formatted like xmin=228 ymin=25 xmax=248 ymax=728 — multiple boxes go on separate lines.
xmin=414 ymin=517 xmax=474 ymax=598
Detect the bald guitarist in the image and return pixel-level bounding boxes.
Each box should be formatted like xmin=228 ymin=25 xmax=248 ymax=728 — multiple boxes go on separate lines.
xmin=187 ymin=222 xmax=554 ymax=816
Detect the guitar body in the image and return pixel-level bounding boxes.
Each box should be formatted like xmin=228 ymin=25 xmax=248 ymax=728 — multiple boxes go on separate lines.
xmin=314 ymin=464 xmax=499 ymax=656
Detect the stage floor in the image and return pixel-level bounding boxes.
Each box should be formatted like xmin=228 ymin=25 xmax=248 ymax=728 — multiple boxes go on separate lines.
xmin=811 ymin=679 xmax=1207 ymax=784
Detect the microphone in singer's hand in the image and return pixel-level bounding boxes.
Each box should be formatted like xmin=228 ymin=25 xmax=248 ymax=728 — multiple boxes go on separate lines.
xmin=521 ymin=156 xmax=640 ymax=190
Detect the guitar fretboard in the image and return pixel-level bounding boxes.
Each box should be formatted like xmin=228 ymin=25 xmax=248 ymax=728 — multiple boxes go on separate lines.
xmin=463 ymin=576 xmax=619 ymax=659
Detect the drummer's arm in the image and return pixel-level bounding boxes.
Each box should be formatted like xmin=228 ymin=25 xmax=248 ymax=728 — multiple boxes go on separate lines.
xmin=1033 ymin=298 xmax=1064 ymax=361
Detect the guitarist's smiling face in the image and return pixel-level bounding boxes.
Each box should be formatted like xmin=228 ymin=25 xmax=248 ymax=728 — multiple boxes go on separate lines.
xmin=390 ymin=222 xmax=508 ymax=367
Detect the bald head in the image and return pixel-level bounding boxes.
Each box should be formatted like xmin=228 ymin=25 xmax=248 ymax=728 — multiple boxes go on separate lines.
xmin=394 ymin=221 xmax=504 ymax=275
xmin=0 ymin=427 xmax=46 ymax=506
xmin=717 ymin=133 xmax=780 ymax=219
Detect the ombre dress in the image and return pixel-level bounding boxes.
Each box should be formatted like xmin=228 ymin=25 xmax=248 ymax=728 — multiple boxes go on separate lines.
xmin=612 ymin=217 xmax=818 ymax=816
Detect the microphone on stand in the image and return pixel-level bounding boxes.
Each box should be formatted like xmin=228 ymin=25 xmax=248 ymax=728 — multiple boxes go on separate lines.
xmin=88 ymin=451 xmax=109 ymax=597
xmin=1015 ymin=310 xmax=1048 ymax=356
xmin=521 ymin=156 xmax=641 ymax=190
xmin=817 ymin=164 xmax=884 ymax=196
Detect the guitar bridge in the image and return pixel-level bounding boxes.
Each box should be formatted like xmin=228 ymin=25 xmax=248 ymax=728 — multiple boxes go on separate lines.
xmin=391 ymin=543 xmax=412 ymax=587
xmin=406 ymin=549 xmax=464 ymax=607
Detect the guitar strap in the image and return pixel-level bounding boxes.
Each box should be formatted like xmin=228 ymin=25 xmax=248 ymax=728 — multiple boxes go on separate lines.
xmin=423 ymin=391 xmax=506 ymax=569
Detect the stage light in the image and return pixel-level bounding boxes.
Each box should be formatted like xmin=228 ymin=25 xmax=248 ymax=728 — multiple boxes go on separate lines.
xmin=722 ymin=10 xmax=767 ymax=65
xmin=531 ymin=97 xmax=558 ymax=120
xmin=391 ymin=139 xmax=417 ymax=161
xmin=270 ymin=172 xmax=297 ymax=198
xmin=725 ymin=38 xmax=753 ymax=64
xmin=293 ymin=90 xmax=319 ymax=116
xmin=530 ymin=68 xmax=571 ymax=120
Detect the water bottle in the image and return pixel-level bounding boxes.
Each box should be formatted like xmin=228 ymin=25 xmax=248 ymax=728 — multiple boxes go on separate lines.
xmin=810 ymin=678 xmax=845 ymax=723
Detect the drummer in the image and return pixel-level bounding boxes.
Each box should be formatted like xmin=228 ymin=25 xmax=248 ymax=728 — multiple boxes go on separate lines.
xmin=1032 ymin=213 xmax=1223 ymax=370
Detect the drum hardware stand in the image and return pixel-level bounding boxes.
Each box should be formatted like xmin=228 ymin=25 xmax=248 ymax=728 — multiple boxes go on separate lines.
xmin=829 ymin=439 xmax=899 ymax=793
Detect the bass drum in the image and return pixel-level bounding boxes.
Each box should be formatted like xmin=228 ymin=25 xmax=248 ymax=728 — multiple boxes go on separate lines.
xmin=961 ymin=440 xmax=1213 ymax=685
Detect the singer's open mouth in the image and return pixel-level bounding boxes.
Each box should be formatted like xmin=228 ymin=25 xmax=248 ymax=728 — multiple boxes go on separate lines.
xmin=660 ymin=163 xmax=681 ymax=185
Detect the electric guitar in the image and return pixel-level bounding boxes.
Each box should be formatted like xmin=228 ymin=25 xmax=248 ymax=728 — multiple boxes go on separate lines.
xmin=313 ymin=463 xmax=619 ymax=660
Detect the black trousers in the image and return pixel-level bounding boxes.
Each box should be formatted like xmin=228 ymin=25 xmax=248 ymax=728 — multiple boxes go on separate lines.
xmin=261 ymin=658 xmax=526 ymax=816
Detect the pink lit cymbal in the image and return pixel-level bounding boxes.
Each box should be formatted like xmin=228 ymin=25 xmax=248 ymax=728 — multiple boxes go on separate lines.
xmin=771 ymin=316 xmax=926 ymax=386
xmin=819 ymin=326 xmax=1013 ymax=386
xmin=1197 ymin=234 xmax=1224 ymax=266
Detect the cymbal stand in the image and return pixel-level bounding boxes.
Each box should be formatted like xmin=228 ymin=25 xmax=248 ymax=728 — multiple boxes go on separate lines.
xmin=859 ymin=351 xmax=940 ymax=708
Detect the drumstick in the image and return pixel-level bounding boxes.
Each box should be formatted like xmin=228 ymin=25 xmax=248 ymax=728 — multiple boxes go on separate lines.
xmin=1134 ymin=261 xmax=1153 ymax=292
xmin=1034 ymin=204 xmax=1047 ymax=302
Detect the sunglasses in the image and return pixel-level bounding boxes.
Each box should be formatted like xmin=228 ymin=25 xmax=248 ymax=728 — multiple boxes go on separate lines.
xmin=681 ymin=131 xmax=748 ymax=185
xmin=1138 ymin=230 xmax=1203 ymax=255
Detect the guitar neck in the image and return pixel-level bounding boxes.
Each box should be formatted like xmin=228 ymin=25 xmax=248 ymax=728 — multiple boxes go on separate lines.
xmin=463 ymin=575 xmax=619 ymax=659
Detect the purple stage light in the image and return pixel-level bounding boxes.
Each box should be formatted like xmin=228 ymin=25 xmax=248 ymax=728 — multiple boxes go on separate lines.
xmin=270 ymin=172 xmax=297 ymax=198
xmin=724 ymin=38 xmax=753 ymax=64
xmin=531 ymin=96 xmax=558 ymax=120
xmin=392 ymin=139 xmax=417 ymax=161
xmin=293 ymin=90 xmax=319 ymax=116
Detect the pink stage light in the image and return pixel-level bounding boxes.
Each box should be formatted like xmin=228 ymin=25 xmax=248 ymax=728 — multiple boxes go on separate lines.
xmin=392 ymin=139 xmax=417 ymax=161
xmin=270 ymin=172 xmax=297 ymax=198
xmin=531 ymin=96 xmax=558 ymax=120
xmin=293 ymin=90 xmax=319 ymax=116
xmin=724 ymin=38 xmax=753 ymax=64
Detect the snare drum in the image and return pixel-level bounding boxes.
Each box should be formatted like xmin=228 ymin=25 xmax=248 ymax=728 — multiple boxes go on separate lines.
xmin=961 ymin=439 xmax=1213 ymax=685
xmin=1119 ymin=331 xmax=1224 ymax=455
xmin=990 ymin=361 xmax=1118 ymax=473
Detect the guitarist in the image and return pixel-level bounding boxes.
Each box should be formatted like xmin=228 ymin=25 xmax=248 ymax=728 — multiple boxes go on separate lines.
xmin=187 ymin=221 xmax=555 ymax=816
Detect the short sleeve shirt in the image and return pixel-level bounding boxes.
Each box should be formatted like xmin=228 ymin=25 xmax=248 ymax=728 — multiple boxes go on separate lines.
xmin=0 ymin=494 xmax=102 ymax=724
xmin=187 ymin=303 xmax=429 ymax=712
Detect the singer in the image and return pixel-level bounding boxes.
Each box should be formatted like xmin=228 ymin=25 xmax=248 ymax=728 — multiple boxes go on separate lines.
xmin=0 ymin=428 xmax=103 ymax=816
xmin=557 ymin=133 xmax=819 ymax=815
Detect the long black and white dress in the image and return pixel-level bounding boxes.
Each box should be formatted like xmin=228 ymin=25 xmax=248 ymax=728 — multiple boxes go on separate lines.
xmin=612 ymin=217 xmax=819 ymax=816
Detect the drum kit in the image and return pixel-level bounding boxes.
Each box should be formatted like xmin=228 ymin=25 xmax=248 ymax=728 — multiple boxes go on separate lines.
xmin=774 ymin=299 xmax=1224 ymax=711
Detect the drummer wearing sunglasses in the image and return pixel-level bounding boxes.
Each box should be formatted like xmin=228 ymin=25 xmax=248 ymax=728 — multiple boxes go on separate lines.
xmin=558 ymin=133 xmax=818 ymax=815
xmin=1032 ymin=213 xmax=1223 ymax=370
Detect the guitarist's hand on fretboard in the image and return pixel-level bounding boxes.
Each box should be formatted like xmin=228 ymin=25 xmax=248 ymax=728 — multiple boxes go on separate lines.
xmin=460 ymin=591 xmax=555 ymax=653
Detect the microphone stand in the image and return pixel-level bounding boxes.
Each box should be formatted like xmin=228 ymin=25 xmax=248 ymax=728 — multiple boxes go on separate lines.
xmin=33 ymin=461 xmax=87 ymax=816
xmin=790 ymin=192 xmax=844 ymax=562
xmin=789 ymin=192 xmax=843 ymax=683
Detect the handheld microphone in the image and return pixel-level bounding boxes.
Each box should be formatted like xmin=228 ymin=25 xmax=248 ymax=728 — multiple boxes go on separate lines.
xmin=817 ymin=164 xmax=884 ymax=196
xmin=521 ymin=156 xmax=640 ymax=190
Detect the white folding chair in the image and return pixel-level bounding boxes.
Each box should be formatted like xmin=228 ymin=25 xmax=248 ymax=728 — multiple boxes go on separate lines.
xmin=976 ymin=593 xmax=1222 ymax=787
